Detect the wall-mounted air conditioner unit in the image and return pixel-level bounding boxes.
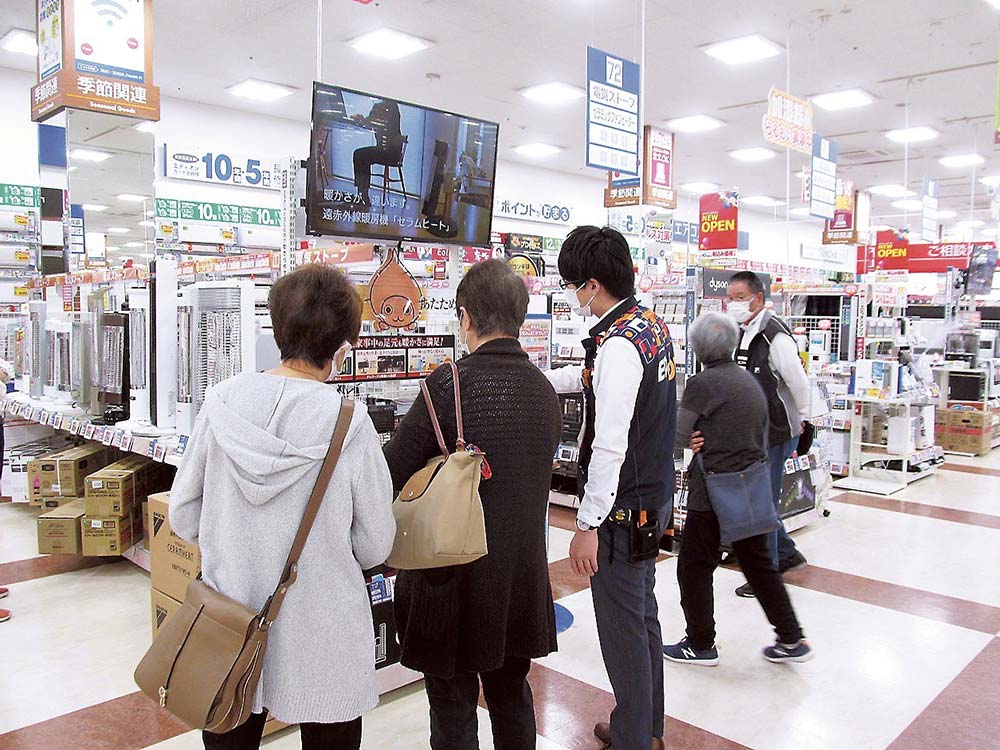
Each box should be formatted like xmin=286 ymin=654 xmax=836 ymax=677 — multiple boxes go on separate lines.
xmin=240 ymin=226 xmax=282 ymax=249
xmin=0 ymin=209 xmax=35 ymax=234
xmin=176 ymin=223 xmax=238 ymax=246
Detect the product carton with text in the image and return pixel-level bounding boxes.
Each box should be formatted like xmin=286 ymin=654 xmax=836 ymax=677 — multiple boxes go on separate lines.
xmin=37 ymin=499 xmax=86 ymax=554
xmin=148 ymin=492 xmax=201 ymax=601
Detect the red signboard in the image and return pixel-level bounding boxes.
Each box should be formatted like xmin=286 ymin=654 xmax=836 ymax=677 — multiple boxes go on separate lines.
xmin=856 ymin=242 xmax=989 ymax=274
xmin=699 ymin=190 xmax=739 ymax=251
xmin=823 ymin=180 xmax=857 ymax=245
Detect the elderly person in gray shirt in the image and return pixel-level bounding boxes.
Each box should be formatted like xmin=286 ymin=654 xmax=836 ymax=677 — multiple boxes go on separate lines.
xmin=662 ymin=312 xmax=812 ymax=666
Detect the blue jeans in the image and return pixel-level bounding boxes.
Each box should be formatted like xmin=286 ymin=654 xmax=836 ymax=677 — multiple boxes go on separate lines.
xmin=767 ymin=435 xmax=800 ymax=568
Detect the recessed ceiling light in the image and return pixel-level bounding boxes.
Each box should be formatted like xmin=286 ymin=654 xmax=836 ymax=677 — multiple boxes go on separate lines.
xmin=133 ymin=121 xmax=156 ymax=134
xmin=789 ymin=207 xmax=811 ymax=216
xmin=138 ymin=220 xmax=155 ymax=228
xmin=940 ymin=154 xmax=985 ymax=168
xmin=106 ymin=227 xmax=130 ymax=234
xmin=348 ymin=28 xmax=432 ymax=60
xmin=730 ymin=147 xmax=776 ymax=162
xmin=937 ymin=209 xmax=957 ymax=219
xmin=520 ymin=82 xmax=585 ymax=105
xmin=116 ymin=193 xmax=149 ymax=203
xmin=82 ymin=203 xmax=108 ymax=212
xmin=666 ymin=115 xmax=724 ymax=133
xmin=513 ymin=143 xmax=562 ymax=158
xmin=704 ymin=34 xmax=782 ymax=65
xmin=1 ymin=28 xmax=37 ymax=56
xmin=70 ymin=148 xmax=112 ymax=162
xmin=811 ymin=88 xmax=875 ymax=111
xmin=868 ymin=184 xmax=915 ymax=198
xmin=891 ymin=199 xmax=924 ymax=211
xmin=885 ymin=126 xmax=939 ymax=143
xmin=742 ymin=195 xmax=786 ymax=207
xmin=957 ymin=219 xmax=985 ymax=228
xmin=124 ymin=241 xmax=145 ymax=248
xmin=227 ymin=79 xmax=295 ymax=102
xmin=680 ymin=181 xmax=720 ymax=194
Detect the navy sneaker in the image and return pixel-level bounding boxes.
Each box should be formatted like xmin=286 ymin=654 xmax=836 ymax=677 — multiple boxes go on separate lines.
xmin=663 ymin=638 xmax=719 ymax=666
xmin=779 ymin=551 xmax=808 ymax=574
xmin=763 ymin=639 xmax=813 ymax=663
xmin=735 ymin=582 xmax=756 ymax=598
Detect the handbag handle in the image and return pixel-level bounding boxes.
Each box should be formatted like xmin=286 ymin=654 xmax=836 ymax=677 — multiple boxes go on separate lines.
xmin=420 ymin=360 xmax=465 ymax=456
xmin=260 ymin=398 xmax=355 ymax=628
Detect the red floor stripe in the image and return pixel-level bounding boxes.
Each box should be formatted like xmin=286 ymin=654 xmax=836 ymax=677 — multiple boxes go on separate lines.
xmin=887 ymin=638 xmax=1000 ymax=750
xmin=831 ymin=492 xmax=1000 ymax=530
xmin=0 ymin=554 xmax=119 ymax=586
xmin=941 ymin=462 xmax=1000 ymax=478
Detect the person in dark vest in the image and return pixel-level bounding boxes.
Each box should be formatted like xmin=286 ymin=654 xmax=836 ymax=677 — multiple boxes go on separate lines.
xmin=547 ymin=226 xmax=676 ymax=750
xmin=725 ymin=271 xmax=811 ymax=598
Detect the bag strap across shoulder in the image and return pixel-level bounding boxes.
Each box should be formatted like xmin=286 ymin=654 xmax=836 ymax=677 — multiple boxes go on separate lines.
xmin=420 ymin=361 xmax=465 ymax=456
xmin=260 ymin=398 xmax=355 ymax=627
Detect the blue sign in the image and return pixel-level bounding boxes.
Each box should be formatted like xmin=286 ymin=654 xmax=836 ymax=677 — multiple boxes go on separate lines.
xmin=586 ymin=46 xmax=641 ymax=176
xmin=809 ymin=134 xmax=838 ymax=220
xmin=671 ymin=221 xmax=700 ymax=244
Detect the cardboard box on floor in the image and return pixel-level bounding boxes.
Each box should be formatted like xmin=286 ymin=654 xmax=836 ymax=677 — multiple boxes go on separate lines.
xmin=148 ymin=492 xmax=201 ymax=601
xmin=81 ymin=513 xmax=134 ymax=556
xmin=27 ymin=447 xmax=75 ymax=505
xmin=40 ymin=495 xmax=82 ymax=512
xmin=37 ymin=499 xmax=86 ymax=554
xmin=84 ymin=468 xmax=136 ymax=517
xmin=30 ymin=444 xmax=112 ymax=502
xmin=150 ymin=588 xmax=183 ymax=639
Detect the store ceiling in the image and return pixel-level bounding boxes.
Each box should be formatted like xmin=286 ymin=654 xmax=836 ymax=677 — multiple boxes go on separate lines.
xmin=2 ymin=0 xmax=1000 ymax=236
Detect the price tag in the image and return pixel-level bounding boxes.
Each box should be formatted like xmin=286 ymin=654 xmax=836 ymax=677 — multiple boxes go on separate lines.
xmin=146 ymin=440 xmax=158 ymax=459
xmin=173 ymin=435 xmax=189 ymax=458
xmin=121 ymin=435 xmax=134 ymax=452
xmin=38 ymin=410 xmax=49 ymax=425
xmin=153 ymin=443 xmax=168 ymax=462
xmin=368 ymin=576 xmax=393 ymax=605
xmin=83 ymin=423 xmax=96 ymax=440
xmin=68 ymin=419 xmax=80 ymax=435
xmin=102 ymin=429 xmax=116 ymax=446
xmin=113 ymin=431 xmax=126 ymax=449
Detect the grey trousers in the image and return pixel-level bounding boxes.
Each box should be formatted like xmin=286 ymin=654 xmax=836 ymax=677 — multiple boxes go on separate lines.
xmin=591 ymin=522 xmax=665 ymax=749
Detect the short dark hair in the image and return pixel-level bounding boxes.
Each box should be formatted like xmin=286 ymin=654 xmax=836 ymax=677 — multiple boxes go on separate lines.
xmin=728 ymin=271 xmax=765 ymax=296
xmin=456 ymin=260 xmax=528 ymax=338
xmin=557 ymin=225 xmax=635 ymax=300
xmin=268 ymin=264 xmax=362 ymax=368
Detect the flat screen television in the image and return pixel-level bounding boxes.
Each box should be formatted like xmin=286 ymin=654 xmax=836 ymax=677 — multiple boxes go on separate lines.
xmin=306 ymin=82 xmax=500 ymax=246
xmin=966 ymin=243 xmax=998 ymax=296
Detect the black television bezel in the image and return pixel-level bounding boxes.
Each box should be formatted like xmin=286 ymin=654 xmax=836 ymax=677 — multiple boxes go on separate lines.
xmin=305 ymin=81 xmax=501 ymax=247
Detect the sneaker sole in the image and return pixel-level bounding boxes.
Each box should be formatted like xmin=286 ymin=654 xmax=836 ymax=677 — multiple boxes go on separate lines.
xmin=0 ymin=614 xmax=9 ymax=623
xmin=0 ymin=591 xmax=7 ymax=600
xmin=663 ymin=654 xmax=719 ymax=667
xmin=735 ymin=591 xmax=757 ymax=599
xmin=764 ymin=651 xmax=814 ymax=664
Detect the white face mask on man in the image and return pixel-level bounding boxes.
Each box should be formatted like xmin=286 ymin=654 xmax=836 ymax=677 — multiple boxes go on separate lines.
xmin=726 ymin=300 xmax=754 ymax=324
xmin=564 ymin=285 xmax=598 ymax=318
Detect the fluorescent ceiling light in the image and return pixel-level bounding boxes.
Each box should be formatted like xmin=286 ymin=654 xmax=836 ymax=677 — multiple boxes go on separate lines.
xmin=1 ymin=28 xmax=37 ymax=56
xmin=348 ymin=28 xmax=432 ymax=60
xmin=937 ymin=209 xmax=957 ymax=219
xmin=742 ymin=195 xmax=786 ymax=207
xmin=520 ymin=82 xmax=585 ymax=105
xmin=106 ymin=227 xmax=130 ymax=234
xmin=868 ymin=184 xmax=915 ymax=198
xmin=666 ymin=114 xmax=723 ymax=133
xmin=513 ymin=143 xmax=562 ymax=158
xmin=789 ymin=207 xmax=811 ymax=216
xmin=81 ymin=203 xmax=108 ymax=212
xmin=133 ymin=121 xmax=156 ymax=134
xmin=730 ymin=147 xmax=776 ymax=162
xmin=124 ymin=241 xmax=145 ymax=248
xmin=891 ymin=199 xmax=924 ymax=211
xmin=138 ymin=220 xmax=155 ymax=227
xmin=681 ymin=181 xmax=720 ymax=194
xmin=105 ymin=246 xmax=120 ymax=252
xmin=957 ymin=219 xmax=985 ymax=228
xmin=70 ymin=148 xmax=112 ymax=162
xmin=227 ymin=79 xmax=295 ymax=103
xmin=811 ymin=88 xmax=875 ymax=111
xmin=116 ymin=193 xmax=149 ymax=203
xmin=704 ymin=34 xmax=782 ymax=65
xmin=885 ymin=126 xmax=939 ymax=143
xmin=980 ymin=175 xmax=1000 ymax=187
xmin=940 ymin=153 xmax=985 ymax=168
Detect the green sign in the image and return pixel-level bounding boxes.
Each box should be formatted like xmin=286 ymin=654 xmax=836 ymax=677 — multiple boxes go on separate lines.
xmin=156 ymin=198 xmax=280 ymax=227
xmin=0 ymin=184 xmax=40 ymax=208
xmin=542 ymin=237 xmax=562 ymax=252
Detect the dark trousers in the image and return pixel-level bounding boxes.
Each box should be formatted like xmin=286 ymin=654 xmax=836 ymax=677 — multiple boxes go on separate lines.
xmin=202 ymin=712 xmax=362 ymax=750
xmin=591 ymin=522 xmax=664 ymax=750
xmin=767 ymin=435 xmax=801 ymax=568
xmin=679 ymin=509 xmax=804 ymax=651
xmin=424 ymin=656 xmax=536 ymax=750
xmin=353 ymin=146 xmax=398 ymax=198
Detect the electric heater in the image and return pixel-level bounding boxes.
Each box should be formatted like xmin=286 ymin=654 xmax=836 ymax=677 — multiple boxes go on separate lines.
xmin=27 ymin=300 xmax=46 ymax=398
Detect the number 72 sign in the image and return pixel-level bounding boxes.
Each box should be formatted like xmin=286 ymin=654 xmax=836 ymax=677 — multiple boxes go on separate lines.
xmin=161 ymin=144 xmax=284 ymax=191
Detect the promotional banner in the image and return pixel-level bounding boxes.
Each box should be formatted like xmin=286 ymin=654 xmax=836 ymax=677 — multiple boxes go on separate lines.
xmin=642 ymin=126 xmax=676 ymax=209
xmin=586 ymin=46 xmax=641 ymax=175
xmin=922 ymin=178 xmax=940 ymax=242
xmin=37 ymin=0 xmax=62 ymax=81
xmin=161 ymin=145 xmax=284 ymax=191
xmin=823 ymin=179 xmax=857 ymax=244
xmin=603 ymin=172 xmax=641 ymax=207
xmin=809 ymin=134 xmax=837 ymax=220
xmin=856 ymin=241 xmax=989 ymax=274
xmin=699 ymin=190 xmax=739 ymax=251
xmin=762 ymin=87 xmax=814 ymax=155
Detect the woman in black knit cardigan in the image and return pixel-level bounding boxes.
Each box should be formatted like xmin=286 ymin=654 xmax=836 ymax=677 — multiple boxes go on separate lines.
xmin=384 ymin=260 xmax=562 ymax=750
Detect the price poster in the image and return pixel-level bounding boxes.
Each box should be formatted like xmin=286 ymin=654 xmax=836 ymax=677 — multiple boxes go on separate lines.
xmin=519 ymin=314 xmax=553 ymax=371
xmin=332 ymin=335 xmax=456 ymax=383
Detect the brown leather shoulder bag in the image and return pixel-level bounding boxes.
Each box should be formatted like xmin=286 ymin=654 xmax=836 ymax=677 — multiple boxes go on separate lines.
xmin=134 ymin=399 xmax=355 ymax=733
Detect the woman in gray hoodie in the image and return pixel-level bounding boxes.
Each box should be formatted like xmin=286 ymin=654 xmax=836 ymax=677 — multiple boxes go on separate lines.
xmin=170 ymin=264 xmax=396 ymax=750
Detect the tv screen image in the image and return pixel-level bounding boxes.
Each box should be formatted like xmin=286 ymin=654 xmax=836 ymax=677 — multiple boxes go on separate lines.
xmin=307 ymin=82 xmax=500 ymax=246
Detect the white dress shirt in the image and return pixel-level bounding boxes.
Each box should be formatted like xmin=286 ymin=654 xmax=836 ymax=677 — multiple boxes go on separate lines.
xmin=739 ymin=312 xmax=811 ymax=423
xmin=546 ymin=305 xmax=643 ymax=528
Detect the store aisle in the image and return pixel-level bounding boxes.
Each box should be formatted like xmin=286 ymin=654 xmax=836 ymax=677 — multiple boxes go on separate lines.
xmin=1 ymin=461 xmax=999 ymax=750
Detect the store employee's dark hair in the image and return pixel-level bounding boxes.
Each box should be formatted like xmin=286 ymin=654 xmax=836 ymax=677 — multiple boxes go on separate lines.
xmin=456 ymin=259 xmax=528 ymax=338
xmin=268 ymin=263 xmax=362 ymax=368
xmin=558 ymin=225 xmax=635 ymax=300
xmin=728 ymin=270 xmax=766 ymax=296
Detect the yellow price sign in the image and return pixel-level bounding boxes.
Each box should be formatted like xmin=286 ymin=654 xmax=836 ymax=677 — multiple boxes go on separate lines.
xmin=14 ymin=215 xmax=28 ymax=226
xmin=14 ymin=286 xmax=28 ymax=297
xmin=14 ymin=250 xmax=29 ymax=262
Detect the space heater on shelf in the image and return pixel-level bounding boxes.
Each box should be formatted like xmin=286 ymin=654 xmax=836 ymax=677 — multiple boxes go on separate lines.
xmin=43 ymin=319 xmax=75 ymax=405
xmin=27 ymin=300 xmax=46 ymax=398
xmin=176 ymin=280 xmax=256 ymax=437
xmin=0 ymin=316 xmax=25 ymax=379
xmin=98 ymin=311 xmax=130 ymax=423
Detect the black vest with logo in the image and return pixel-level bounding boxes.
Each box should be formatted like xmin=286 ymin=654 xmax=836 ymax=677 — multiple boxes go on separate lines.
xmin=577 ymin=297 xmax=677 ymax=515
xmin=736 ymin=312 xmax=797 ymax=448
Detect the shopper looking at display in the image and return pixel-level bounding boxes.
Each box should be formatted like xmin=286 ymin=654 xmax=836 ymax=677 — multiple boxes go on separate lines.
xmin=169 ymin=264 xmax=396 ymax=750
xmin=384 ymin=260 xmax=561 ymax=750
xmin=664 ymin=312 xmax=812 ymax=666
xmin=722 ymin=270 xmax=811 ymax=598
xmin=546 ymin=226 xmax=676 ymax=750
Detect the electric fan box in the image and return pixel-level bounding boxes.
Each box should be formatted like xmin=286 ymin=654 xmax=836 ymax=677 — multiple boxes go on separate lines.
xmin=148 ymin=492 xmax=202 ymax=602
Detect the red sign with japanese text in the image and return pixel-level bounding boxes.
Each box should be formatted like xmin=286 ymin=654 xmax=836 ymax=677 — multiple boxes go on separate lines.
xmin=642 ymin=126 xmax=676 ymax=209
xmin=856 ymin=242 xmax=989 ymax=274
xmin=699 ymin=191 xmax=739 ymax=251
xmin=823 ymin=180 xmax=857 ymax=245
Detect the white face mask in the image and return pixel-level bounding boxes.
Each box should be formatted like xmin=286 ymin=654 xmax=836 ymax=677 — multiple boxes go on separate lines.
xmin=564 ymin=286 xmax=597 ymax=318
xmin=727 ymin=300 xmax=754 ymax=324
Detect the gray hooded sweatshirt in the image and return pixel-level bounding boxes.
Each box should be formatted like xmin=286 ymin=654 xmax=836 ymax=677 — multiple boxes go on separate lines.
xmin=169 ymin=372 xmax=396 ymax=724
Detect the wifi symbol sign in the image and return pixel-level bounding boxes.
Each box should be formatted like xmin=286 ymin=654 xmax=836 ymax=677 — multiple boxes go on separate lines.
xmin=91 ymin=0 xmax=130 ymax=27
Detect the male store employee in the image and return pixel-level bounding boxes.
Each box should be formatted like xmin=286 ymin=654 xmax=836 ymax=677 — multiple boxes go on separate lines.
xmin=547 ymin=226 xmax=676 ymax=750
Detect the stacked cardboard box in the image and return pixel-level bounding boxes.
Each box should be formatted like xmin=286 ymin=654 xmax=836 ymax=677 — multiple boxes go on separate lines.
xmin=37 ymin=499 xmax=86 ymax=554
xmin=29 ymin=444 xmax=110 ymax=506
xmin=944 ymin=410 xmax=993 ymax=455
xmin=147 ymin=492 xmax=201 ymax=637
xmin=4 ymin=436 xmax=76 ymax=504
xmin=80 ymin=456 xmax=169 ymax=558
xmin=81 ymin=514 xmax=134 ymax=556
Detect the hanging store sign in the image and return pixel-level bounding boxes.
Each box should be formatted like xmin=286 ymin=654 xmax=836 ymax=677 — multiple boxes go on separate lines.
xmin=871 ymin=270 xmax=909 ymax=308
xmin=493 ymin=197 xmax=573 ymax=225
xmin=161 ymin=145 xmax=284 ymax=191
xmin=155 ymin=198 xmax=280 ymax=227
xmin=801 ymin=243 xmax=852 ymax=265
xmin=642 ymin=126 xmax=676 ymax=209
xmin=762 ymin=87 xmax=814 ymax=155
xmin=699 ymin=190 xmax=739 ymax=251
xmin=604 ymin=173 xmax=641 ymax=208
xmin=586 ymin=46 xmax=641 ymax=175
xmin=809 ymin=134 xmax=837 ymax=220
xmin=922 ymin=178 xmax=940 ymax=242
xmin=823 ymin=180 xmax=857 ymax=245
xmin=37 ymin=0 xmax=63 ymax=81
xmin=856 ymin=241 xmax=988 ymax=274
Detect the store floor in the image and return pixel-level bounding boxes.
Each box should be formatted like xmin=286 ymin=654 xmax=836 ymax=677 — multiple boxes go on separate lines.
xmin=2 ymin=460 xmax=999 ymax=750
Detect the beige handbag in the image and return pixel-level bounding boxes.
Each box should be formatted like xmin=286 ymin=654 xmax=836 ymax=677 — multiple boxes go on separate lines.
xmin=387 ymin=362 xmax=487 ymax=570
xmin=134 ymin=401 xmax=354 ymax=733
